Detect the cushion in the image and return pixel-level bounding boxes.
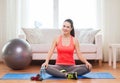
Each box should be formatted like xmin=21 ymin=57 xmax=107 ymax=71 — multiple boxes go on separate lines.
xmin=77 ymin=28 xmax=101 ymax=44
xmin=31 ymin=44 xmax=51 ymax=53
xmin=80 ymin=43 xmax=96 ymax=52
xmin=22 ymin=28 xmax=44 ymax=44
xmin=31 ymin=44 xmax=57 ymax=53
xmin=22 ymin=28 xmax=61 ymax=44
xmin=31 ymin=43 xmax=96 ymax=53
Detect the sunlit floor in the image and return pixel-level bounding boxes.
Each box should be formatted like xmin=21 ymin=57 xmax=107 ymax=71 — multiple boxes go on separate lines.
xmin=0 ymin=61 xmax=120 ymax=83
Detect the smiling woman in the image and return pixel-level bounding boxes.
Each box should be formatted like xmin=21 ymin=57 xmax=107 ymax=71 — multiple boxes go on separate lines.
xmin=36 ymin=19 xmax=92 ymax=80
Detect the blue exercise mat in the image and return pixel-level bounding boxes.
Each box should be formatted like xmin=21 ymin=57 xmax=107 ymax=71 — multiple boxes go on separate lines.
xmin=0 ymin=72 xmax=115 ymax=80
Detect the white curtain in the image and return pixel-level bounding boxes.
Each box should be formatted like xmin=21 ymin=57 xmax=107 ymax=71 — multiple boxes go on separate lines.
xmin=102 ymin=0 xmax=120 ymax=62
xmin=0 ymin=0 xmax=7 ymax=61
xmin=0 ymin=0 xmax=29 ymax=61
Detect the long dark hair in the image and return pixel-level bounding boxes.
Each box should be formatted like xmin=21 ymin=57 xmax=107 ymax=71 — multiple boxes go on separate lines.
xmin=64 ymin=19 xmax=75 ymax=37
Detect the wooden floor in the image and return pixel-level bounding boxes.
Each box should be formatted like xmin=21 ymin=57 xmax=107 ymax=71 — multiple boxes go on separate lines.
xmin=0 ymin=61 xmax=120 ymax=83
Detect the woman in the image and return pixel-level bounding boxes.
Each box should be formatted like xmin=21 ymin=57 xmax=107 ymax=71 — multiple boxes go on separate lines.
xmin=41 ymin=19 xmax=92 ymax=80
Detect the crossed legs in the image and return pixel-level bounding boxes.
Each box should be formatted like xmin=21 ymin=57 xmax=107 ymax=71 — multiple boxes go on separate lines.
xmin=45 ymin=64 xmax=90 ymax=78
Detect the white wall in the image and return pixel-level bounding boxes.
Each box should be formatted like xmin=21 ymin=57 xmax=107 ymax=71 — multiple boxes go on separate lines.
xmin=102 ymin=0 xmax=120 ymax=61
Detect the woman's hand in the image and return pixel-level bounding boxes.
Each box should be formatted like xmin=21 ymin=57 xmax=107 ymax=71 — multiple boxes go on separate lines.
xmin=85 ymin=62 xmax=92 ymax=70
xmin=41 ymin=61 xmax=49 ymax=69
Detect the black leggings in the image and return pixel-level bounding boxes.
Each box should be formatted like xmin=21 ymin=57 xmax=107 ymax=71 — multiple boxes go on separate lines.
xmin=45 ymin=64 xmax=90 ymax=78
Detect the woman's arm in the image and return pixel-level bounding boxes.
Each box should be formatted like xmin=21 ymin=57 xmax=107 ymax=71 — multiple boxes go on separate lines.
xmin=45 ymin=37 xmax=57 ymax=63
xmin=42 ymin=37 xmax=58 ymax=67
xmin=74 ymin=38 xmax=92 ymax=69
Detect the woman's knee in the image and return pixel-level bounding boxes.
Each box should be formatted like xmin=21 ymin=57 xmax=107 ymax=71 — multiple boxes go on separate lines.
xmin=83 ymin=65 xmax=91 ymax=73
xmin=76 ymin=65 xmax=90 ymax=75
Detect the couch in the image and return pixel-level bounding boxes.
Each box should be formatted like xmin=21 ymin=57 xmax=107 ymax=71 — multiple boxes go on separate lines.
xmin=18 ymin=28 xmax=102 ymax=66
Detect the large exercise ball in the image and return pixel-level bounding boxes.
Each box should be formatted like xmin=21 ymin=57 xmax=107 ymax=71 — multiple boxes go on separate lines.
xmin=2 ymin=38 xmax=32 ymax=70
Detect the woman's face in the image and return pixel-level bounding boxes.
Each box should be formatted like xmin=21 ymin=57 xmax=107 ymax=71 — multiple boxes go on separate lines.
xmin=62 ymin=21 xmax=72 ymax=35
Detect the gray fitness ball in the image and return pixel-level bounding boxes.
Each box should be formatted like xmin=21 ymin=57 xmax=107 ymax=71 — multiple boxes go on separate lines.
xmin=2 ymin=38 xmax=32 ymax=70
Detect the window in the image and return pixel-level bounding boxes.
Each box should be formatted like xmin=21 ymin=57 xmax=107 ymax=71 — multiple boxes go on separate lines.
xmin=28 ymin=0 xmax=53 ymax=28
xmin=28 ymin=0 xmax=98 ymax=29
xmin=59 ymin=0 xmax=97 ymax=29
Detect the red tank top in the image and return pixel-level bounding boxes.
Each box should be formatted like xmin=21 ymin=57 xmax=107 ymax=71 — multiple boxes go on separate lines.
xmin=56 ymin=35 xmax=75 ymax=65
